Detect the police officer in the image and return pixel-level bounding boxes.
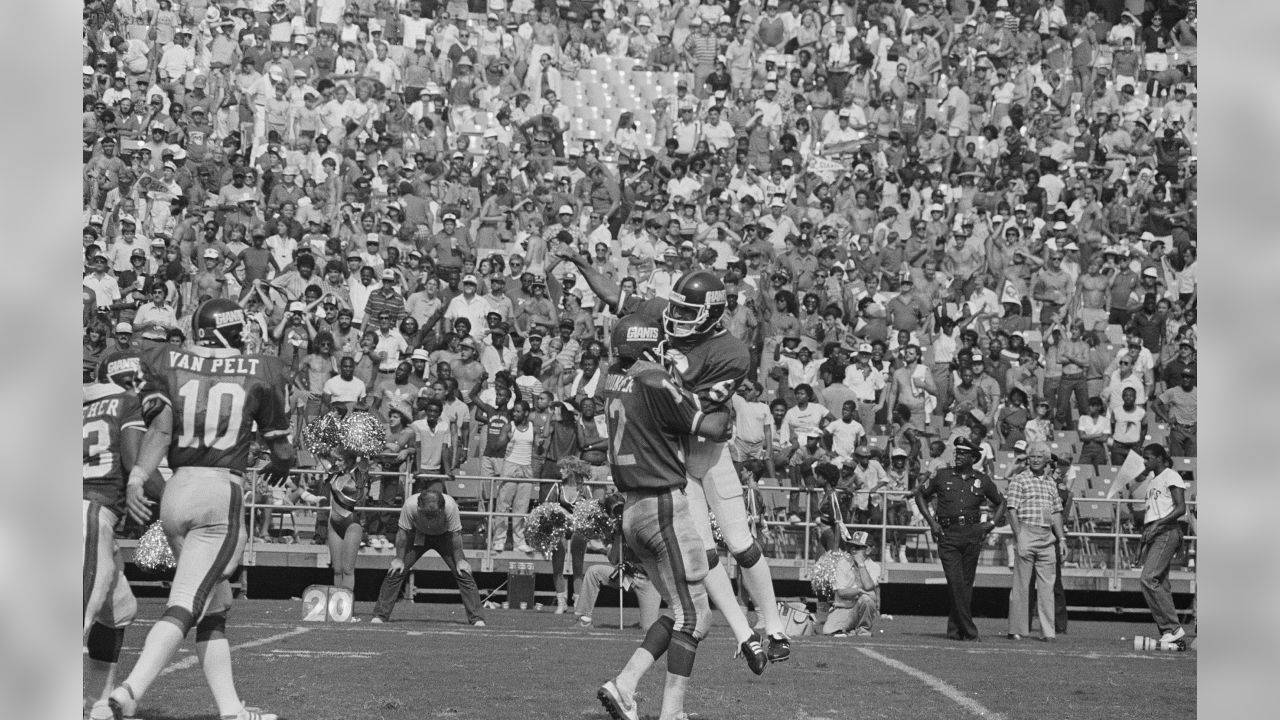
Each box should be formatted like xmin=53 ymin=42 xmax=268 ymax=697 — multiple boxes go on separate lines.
xmin=915 ymin=437 xmax=1007 ymax=641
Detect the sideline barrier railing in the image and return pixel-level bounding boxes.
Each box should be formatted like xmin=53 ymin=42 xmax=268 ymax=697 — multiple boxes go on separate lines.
xmin=232 ymin=468 xmax=1196 ymax=587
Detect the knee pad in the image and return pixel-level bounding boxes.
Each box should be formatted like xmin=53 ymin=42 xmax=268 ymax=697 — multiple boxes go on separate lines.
xmin=86 ymin=623 xmax=125 ymax=663
xmin=732 ymin=542 xmax=763 ymax=569
xmin=705 ymin=549 xmax=720 ymax=569
xmin=640 ymin=615 xmax=676 ymax=659
xmin=195 ymin=612 xmax=228 ymax=643
xmin=666 ymin=629 xmax=701 ymax=678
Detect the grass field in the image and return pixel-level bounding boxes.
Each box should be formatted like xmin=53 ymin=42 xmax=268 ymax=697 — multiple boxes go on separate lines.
xmin=93 ymin=599 xmax=1196 ymax=720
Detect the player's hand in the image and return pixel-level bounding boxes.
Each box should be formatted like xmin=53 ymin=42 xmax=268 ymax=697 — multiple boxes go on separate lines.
xmin=456 ymin=558 xmax=473 ymax=576
xmin=388 ymin=558 xmax=406 ymax=576
xmin=126 ymin=483 xmax=155 ymax=525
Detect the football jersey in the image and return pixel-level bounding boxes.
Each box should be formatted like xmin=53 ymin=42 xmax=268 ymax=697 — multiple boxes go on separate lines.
xmin=83 ymin=382 xmax=145 ymax=516
xmin=602 ymin=360 xmax=707 ymax=493
xmin=139 ymin=345 xmax=291 ymax=472
xmin=665 ymin=329 xmax=750 ymax=414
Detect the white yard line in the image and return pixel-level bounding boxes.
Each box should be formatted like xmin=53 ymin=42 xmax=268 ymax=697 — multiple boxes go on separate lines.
xmin=158 ymin=627 xmax=311 ymax=676
xmin=856 ymin=646 xmax=1008 ymax=720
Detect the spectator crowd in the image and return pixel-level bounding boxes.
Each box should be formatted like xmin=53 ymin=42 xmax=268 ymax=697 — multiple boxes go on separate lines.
xmin=82 ymin=0 xmax=1198 ymax=574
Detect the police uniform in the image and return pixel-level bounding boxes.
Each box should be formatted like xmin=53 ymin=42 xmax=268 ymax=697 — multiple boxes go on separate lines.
xmin=916 ymin=437 xmax=1005 ymax=641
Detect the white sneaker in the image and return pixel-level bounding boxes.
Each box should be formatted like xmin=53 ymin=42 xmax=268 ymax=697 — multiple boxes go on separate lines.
xmin=578 ymin=616 xmax=593 ymax=627
xmin=87 ymin=701 xmax=115 ymax=720
xmin=370 ymin=617 xmax=384 ymax=624
xmin=472 ymin=620 xmax=487 ymax=627
xmin=515 ymin=544 xmax=534 ymax=553
xmin=1158 ymin=627 xmax=1186 ymax=644
xmin=597 ymin=679 xmax=639 ymax=720
xmin=897 ymin=547 xmax=908 ymax=564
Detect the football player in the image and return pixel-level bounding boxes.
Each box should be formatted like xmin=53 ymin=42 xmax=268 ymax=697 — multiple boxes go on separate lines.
xmin=551 ymin=251 xmax=787 ymax=666
xmin=662 ymin=269 xmax=791 ymax=662
xmin=597 ymin=314 xmax=728 ymax=720
xmin=82 ymin=356 xmax=164 ymax=720
xmin=108 ymin=299 xmax=296 ymax=720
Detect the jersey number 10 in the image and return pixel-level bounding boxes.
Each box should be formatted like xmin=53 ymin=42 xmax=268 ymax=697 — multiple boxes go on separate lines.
xmin=176 ymin=380 xmax=246 ymax=450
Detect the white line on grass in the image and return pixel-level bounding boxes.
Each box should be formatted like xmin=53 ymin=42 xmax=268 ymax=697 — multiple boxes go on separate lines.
xmin=158 ymin=627 xmax=311 ymax=676
xmin=856 ymin=647 xmax=1008 ymax=720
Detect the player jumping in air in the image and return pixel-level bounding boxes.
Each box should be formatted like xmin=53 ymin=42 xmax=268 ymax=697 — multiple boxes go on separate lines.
xmin=107 ymin=299 xmax=296 ymax=720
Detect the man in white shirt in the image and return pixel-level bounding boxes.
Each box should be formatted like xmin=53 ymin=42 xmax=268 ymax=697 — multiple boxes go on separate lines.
xmin=827 ymin=401 xmax=867 ymax=460
xmin=323 ymin=356 xmax=367 ymax=412
xmin=843 ymin=344 xmax=887 ymax=432
xmin=702 ymin=106 xmax=738 ymax=151
xmin=783 ymin=384 xmax=835 ymax=444
xmin=443 ymin=274 xmax=494 ymax=341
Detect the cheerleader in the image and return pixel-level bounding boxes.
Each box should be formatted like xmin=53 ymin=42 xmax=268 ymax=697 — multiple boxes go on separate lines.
xmin=545 ymin=457 xmax=595 ymax=615
xmin=322 ymin=451 xmax=371 ymax=604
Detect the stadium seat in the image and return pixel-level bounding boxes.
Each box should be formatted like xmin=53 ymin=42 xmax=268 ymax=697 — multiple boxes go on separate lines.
xmin=1173 ymin=456 xmax=1196 ymax=474
xmin=1067 ymin=470 xmax=1090 ymax=495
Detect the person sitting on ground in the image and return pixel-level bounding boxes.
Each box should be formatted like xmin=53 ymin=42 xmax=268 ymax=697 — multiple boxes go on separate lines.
xmin=822 ymin=530 xmax=883 ymax=637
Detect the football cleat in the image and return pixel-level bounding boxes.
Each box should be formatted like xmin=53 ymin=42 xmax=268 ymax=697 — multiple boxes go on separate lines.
xmin=766 ymin=633 xmax=792 ymax=662
xmin=737 ymin=632 xmax=769 ymax=675
xmin=597 ymin=680 xmax=639 ymax=720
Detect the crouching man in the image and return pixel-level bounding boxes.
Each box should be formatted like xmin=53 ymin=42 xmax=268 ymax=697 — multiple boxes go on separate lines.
xmin=822 ymin=531 xmax=883 ymax=637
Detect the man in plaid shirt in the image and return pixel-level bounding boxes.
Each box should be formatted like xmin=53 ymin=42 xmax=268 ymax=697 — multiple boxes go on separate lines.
xmin=1005 ymin=441 xmax=1068 ymax=642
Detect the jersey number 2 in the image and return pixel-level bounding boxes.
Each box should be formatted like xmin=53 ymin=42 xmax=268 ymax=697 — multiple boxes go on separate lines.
xmin=606 ymin=399 xmax=635 ymax=466
xmin=176 ymin=380 xmax=246 ymax=450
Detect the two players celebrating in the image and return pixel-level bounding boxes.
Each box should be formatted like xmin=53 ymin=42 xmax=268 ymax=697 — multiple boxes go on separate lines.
xmin=597 ymin=270 xmax=792 ymax=720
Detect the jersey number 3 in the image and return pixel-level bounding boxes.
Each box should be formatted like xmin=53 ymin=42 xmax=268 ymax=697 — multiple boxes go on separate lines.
xmin=176 ymin=380 xmax=246 ymax=450
xmin=83 ymin=419 xmax=113 ymax=479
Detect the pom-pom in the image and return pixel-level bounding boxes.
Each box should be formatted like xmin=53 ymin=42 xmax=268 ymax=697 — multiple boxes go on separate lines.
xmin=557 ymin=456 xmax=592 ymax=484
xmin=301 ymin=413 xmax=343 ymax=457
xmin=340 ymin=412 xmax=386 ymax=457
xmin=810 ymin=550 xmax=852 ymax=600
xmin=572 ymin=499 xmax=616 ymax=542
xmin=523 ymin=503 xmax=573 ymax=555
xmin=135 ymin=521 xmax=176 ymax=571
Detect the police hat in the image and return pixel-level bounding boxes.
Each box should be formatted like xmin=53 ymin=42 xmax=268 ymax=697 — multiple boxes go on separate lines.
xmin=953 ymin=437 xmax=980 ymax=454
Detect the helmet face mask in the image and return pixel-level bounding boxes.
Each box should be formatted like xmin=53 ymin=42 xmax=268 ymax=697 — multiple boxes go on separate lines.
xmin=663 ymin=270 xmax=727 ymax=339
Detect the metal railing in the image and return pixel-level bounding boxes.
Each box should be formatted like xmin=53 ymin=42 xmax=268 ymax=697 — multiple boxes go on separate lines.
xmin=237 ymin=467 xmax=1197 ymax=584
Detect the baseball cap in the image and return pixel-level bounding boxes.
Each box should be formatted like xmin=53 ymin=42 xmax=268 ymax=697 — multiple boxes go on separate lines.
xmin=287 ymin=301 xmax=306 ymax=313
xmin=130 ymin=248 xmax=146 ymax=258
xmin=1012 ymin=439 xmax=1029 ymax=453
xmin=202 ymin=248 xmax=220 ymax=259
xmin=442 ymin=212 xmax=457 ymax=222
xmin=846 ymin=531 xmax=870 ymax=547
xmin=857 ymin=343 xmax=873 ymax=354
xmin=381 ymin=269 xmax=397 ymax=280
xmin=890 ymin=448 xmax=909 ymax=459
xmin=114 ymin=322 xmax=133 ymax=334
xmin=1142 ymin=267 xmax=1159 ymax=278
xmin=461 ymin=274 xmax=478 ymax=285
xmin=558 ymin=204 xmax=574 ymax=215
xmin=411 ymin=349 xmax=431 ymax=362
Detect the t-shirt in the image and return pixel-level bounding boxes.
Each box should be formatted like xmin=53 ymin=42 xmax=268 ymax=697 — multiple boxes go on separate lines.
xmin=323 ymin=375 xmax=367 ymax=404
xmin=399 ymin=492 xmax=462 ymax=540
xmin=1109 ymin=405 xmax=1145 ymax=444
xmin=1142 ymin=468 xmax=1187 ymax=525
xmin=783 ymin=403 xmax=830 ymax=442
xmin=1158 ymin=386 xmax=1197 ymax=425
xmin=828 ymin=418 xmax=866 ymax=459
